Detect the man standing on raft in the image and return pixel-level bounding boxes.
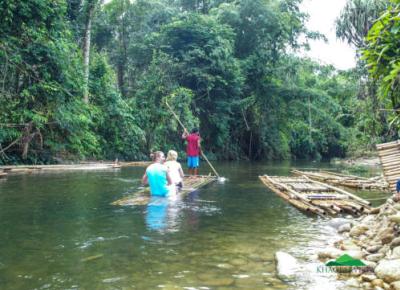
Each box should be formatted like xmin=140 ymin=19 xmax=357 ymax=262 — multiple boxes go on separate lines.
xmin=182 ymin=128 xmax=201 ymax=176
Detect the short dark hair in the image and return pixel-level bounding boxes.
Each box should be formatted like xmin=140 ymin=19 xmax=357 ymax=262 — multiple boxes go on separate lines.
xmin=191 ymin=128 xmax=199 ymax=134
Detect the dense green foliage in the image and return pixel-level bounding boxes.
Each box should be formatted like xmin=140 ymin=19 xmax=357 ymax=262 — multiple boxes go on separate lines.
xmin=335 ymin=0 xmax=398 ymax=151
xmin=0 ymin=0 xmax=389 ymax=163
xmin=363 ymin=0 xmax=400 ymax=134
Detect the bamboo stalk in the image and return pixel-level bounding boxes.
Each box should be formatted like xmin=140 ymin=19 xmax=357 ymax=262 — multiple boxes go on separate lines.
xmin=263 ymin=176 xmax=326 ymax=215
xmin=259 ymin=176 xmax=326 ymax=216
xmin=376 ymin=141 xmax=399 ymax=150
xmin=302 ymin=176 xmax=371 ymax=206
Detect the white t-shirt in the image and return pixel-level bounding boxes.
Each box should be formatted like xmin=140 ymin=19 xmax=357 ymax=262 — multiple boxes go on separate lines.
xmin=164 ymin=160 xmax=183 ymax=184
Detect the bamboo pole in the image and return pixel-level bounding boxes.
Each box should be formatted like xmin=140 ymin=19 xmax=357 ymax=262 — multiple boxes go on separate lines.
xmin=165 ymin=100 xmax=220 ymax=178
xmin=259 ymin=177 xmax=325 ymax=216
xmin=376 ymin=141 xmax=399 ymax=150
xmin=263 ymin=176 xmax=326 ymax=215
xmin=302 ymin=176 xmax=371 ymax=206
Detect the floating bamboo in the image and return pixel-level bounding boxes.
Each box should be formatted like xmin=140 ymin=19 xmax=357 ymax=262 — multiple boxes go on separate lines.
xmin=292 ymin=169 xmax=388 ymax=191
xmin=112 ymin=175 xmax=217 ymax=206
xmin=259 ymin=175 xmax=371 ymax=216
xmin=0 ymin=161 xmax=150 ymax=174
xmin=376 ymin=140 xmax=400 ymax=193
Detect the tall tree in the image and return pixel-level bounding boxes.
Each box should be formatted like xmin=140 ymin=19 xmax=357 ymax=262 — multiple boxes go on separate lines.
xmin=336 ymin=0 xmax=388 ymax=49
xmin=82 ymin=0 xmax=98 ymax=103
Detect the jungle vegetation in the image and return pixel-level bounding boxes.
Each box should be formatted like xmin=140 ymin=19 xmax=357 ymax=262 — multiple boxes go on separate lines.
xmin=0 ymin=0 xmax=398 ymax=164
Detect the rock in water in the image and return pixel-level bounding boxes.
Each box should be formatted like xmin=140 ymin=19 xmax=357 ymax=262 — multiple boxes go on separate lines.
xmin=275 ymin=251 xmax=299 ymax=281
xmin=392 ymin=247 xmax=400 ymax=259
xmin=392 ymin=281 xmax=400 ymax=290
xmin=346 ymin=277 xmax=360 ymax=288
xmin=375 ymin=259 xmax=400 ymax=283
xmin=327 ymin=218 xmax=350 ymax=229
xmin=338 ymin=223 xmax=352 ymax=233
xmin=367 ymin=245 xmax=382 ymax=254
xmin=391 ymin=237 xmax=400 ymax=249
xmin=349 ymin=224 xmax=369 ymax=237
xmin=389 ymin=215 xmax=400 ymax=224
xmin=366 ymin=253 xmax=384 ymax=262
xmin=317 ymin=248 xmax=343 ymax=260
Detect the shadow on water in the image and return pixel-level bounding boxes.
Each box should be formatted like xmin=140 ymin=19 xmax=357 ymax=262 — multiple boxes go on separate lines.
xmin=0 ymin=161 xmax=388 ymax=289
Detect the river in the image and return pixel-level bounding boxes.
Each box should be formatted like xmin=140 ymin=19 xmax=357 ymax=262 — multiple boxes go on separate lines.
xmin=0 ymin=161 xmax=387 ymax=289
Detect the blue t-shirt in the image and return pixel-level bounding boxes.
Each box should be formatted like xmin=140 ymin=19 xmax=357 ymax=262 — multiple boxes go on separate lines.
xmin=396 ymin=179 xmax=400 ymax=193
xmin=146 ymin=163 xmax=169 ymax=196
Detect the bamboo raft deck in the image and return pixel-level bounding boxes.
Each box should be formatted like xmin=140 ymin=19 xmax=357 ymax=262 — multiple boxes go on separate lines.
xmin=377 ymin=140 xmax=400 ymax=193
xmin=259 ymin=175 xmax=372 ymax=216
xmin=112 ymin=175 xmax=217 ymax=206
xmin=291 ymin=169 xmax=388 ymax=190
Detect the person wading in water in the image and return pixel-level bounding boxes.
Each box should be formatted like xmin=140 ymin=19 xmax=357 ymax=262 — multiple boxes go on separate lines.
xmin=182 ymin=128 xmax=201 ymax=176
xmin=142 ymin=151 xmax=175 ymax=197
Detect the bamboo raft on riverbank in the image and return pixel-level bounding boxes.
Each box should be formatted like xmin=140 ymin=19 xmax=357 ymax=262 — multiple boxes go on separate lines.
xmin=0 ymin=161 xmax=151 ymax=174
xmin=291 ymin=169 xmax=388 ymax=190
xmin=377 ymin=140 xmax=400 ymax=193
xmin=259 ymin=175 xmax=372 ymax=216
xmin=112 ymin=175 xmax=217 ymax=206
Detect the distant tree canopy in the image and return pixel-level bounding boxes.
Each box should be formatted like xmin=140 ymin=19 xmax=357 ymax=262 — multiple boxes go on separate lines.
xmin=0 ymin=0 xmax=393 ymax=164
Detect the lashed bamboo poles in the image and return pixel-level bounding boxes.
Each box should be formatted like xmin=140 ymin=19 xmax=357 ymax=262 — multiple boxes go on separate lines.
xmin=0 ymin=162 xmax=151 ymax=174
xmin=376 ymin=140 xmax=400 ymax=192
xmin=302 ymin=175 xmax=371 ymax=206
xmin=112 ymin=175 xmax=217 ymax=206
xmin=259 ymin=175 xmax=371 ymax=216
xmin=263 ymin=175 xmax=325 ymax=215
xmin=292 ymin=169 xmax=388 ymax=190
xmin=259 ymin=176 xmax=326 ymax=216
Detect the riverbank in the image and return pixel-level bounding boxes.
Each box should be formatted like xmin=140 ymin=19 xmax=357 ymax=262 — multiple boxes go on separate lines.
xmin=332 ymin=156 xmax=381 ymax=168
xmin=314 ymin=198 xmax=400 ymax=289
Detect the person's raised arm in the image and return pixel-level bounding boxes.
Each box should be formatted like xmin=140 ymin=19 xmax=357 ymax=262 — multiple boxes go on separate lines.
xmin=182 ymin=129 xmax=188 ymax=139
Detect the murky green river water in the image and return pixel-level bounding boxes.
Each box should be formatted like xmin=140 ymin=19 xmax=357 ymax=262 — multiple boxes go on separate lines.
xmin=0 ymin=161 xmax=388 ymax=290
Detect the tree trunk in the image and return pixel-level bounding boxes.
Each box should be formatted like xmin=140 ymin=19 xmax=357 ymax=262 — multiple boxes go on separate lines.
xmin=21 ymin=122 xmax=33 ymax=160
xmin=117 ymin=0 xmax=128 ymax=97
xmin=83 ymin=1 xmax=95 ymax=104
xmin=117 ymin=62 xmax=125 ymax=96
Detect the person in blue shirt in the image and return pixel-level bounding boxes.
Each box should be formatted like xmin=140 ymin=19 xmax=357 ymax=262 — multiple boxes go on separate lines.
xmin=142 ymin=151 xmax=174 ymax=197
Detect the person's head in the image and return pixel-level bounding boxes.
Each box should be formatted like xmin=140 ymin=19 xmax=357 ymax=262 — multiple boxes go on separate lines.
xmin=166 ymin=150 xmax=178 ymax=161
xmin=191 ymin=128 xmax=199 ymax=134
xmin=150 ymin=151 xmax=165 ymax=163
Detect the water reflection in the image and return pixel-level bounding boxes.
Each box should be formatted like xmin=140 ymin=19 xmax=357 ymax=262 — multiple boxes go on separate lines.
xmin=145 ymin=196 xmax=180 ymax=232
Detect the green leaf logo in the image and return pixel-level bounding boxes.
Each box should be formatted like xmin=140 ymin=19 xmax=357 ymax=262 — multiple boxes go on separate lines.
xmin=326 ymin=254 xmax=366 ymax=267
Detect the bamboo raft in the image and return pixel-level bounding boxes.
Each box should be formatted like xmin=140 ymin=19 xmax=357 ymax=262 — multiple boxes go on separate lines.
xmin=291 ymin=169 xmax=388 ymax=190
xmin=377 ymin=140 xmax=400 ymax=193
xmin=112 ymin=175 xmax=217 ymax=206
xmin=0 ymin=161 xmax=150 ymax=174
xmin=259 ymin=175 xmax=372 ymax=216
